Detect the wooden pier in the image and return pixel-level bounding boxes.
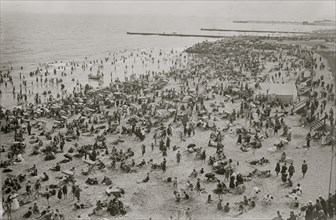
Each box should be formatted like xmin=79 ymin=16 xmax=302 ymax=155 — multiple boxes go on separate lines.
xmin=200 ymin=28 xmax=310 ymax=34
xmin=126 ymin=32 xmax=227 ymax=38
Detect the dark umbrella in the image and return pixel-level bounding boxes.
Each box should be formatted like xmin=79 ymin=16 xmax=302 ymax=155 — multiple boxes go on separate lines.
xmin=187 ymin=144 xmax=196 ymax=149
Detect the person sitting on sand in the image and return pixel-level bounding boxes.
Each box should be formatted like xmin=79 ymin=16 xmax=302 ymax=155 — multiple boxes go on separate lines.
xmin=16 ymin=153 xmax=25 ymax=163
xmin=223 ymin=202 xmax=230 ymax=212
xmin=189 ymin=169 xmax=198 ymax=178
xmin=262 ymin=194 xmax=273 ymax=205
xmin=41 ymin=172 xmax=49 ymax=182
xmin=235 ymin=204 xmax=245 ymax=216
xmin=28 ymin=164 xmax=38 ymax=176
xmin=32 ymin=203 xmax=40 ymax=215
xmin=287 ymin=210 xmax=298 ymax=220
xmin=183 ymin=191 xmax=190 ymax=200
xmin=272 ymin=211 xmax=283 ymax=220
xmin=289 ymin=184 xmax=302 ymax=196
xmin=102 ymin=176 xmax=112 ymax=185
xmin=50 ymin=163 xmax=60 ymax=172
xmin=289 ymin=196 xmax=300 ymax=208
xmin=175 ymin=193 xmax=181 ymax=202
xmin=217 ymin=199 xmax=223 ymax=210
xmin=137 ymin=173 xmax=150 ymax=183
xmin=280 ymin=152 xmax=287 ymax=162
xmin=88 ymin=200 xmax=104 ymax=217
xmin=137 ymin=159 xmax=146 ymax=167
xmin=39 ymin=206 xmax=52 ymax=218
xmin=186 ymin=181 xmax=193 ymax=190
xmin=248 ymin=199 xmax=256 ymax=209
xmin=252 ymin=187 xmax=261 ymax=199
xmin=23 ymin=207 xmax=33 ymax=218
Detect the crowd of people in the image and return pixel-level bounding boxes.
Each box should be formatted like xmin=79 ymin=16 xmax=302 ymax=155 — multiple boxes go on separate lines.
xmin=1 ymin=37 xmax=335 ymax=219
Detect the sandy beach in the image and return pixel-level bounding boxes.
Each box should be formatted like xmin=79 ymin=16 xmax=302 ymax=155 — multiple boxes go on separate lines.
xmin=1 ymin=32 xmax=336 ymax=220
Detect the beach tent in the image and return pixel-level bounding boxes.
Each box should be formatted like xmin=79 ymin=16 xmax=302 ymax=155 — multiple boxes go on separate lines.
xmin=256 ymin=83 xmax=298 ymax=104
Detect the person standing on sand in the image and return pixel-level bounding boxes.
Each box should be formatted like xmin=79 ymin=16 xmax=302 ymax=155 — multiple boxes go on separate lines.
xmin=274 ymin=162 xmax=280 ymax=176
xmin=281 ymin=163 xmax=288 ymax=175
xmin=45 ymin=188 xmax=50 ymax=205
xmin=272 ymin=210 xmax=283 ymax=220
xmin=153 ymin=132 xmax=157 ymax=145
xmin=162 ymin=158 xmax=167 ymax=173
xmin=302 ymin=160 xmax=308 ymax=177
xmin=201 ymin=150 xmax=206 ymax=163
xmin=25 ymin=181 xmax=32 ymax=199
xmin=75 ymin=186 xmax=81 ymax=202
xmin=195 ymin=178 xmax=201 ymax=196
xmin=141 ymin=144 xmax=146 ymax=157
xmin=185 ymin=207 xmax=192 ymax=220
xmin=176 ymin=151 xmax=181 ymax=164
xmin=217 ymin=199 xmax=223 ymax=210
xmin=57 ymin=188 xmax=62 ymax=200
xmin=34 ymin=179 xmax=41 ymax=198
xmin=326 ymin=193 xmax=334 ymax=218
xmin=319 ymin=195 xmax=328 ymax=217
xmin=173 ymin=177 xmax=178 ymax=190
xmin=288 ymin=163 xmax=295 ymax=178
xmin=306 ymin=132 xmax=311 ymax=148
xmin=62 ymin=185 xmax=68 ymax=199
xmin=27 ymin=122 xmax=31 ymax=135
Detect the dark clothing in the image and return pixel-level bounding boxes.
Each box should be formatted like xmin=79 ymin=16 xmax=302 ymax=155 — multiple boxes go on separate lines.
xmin=275 ymin=163 xmax=280 ymax=175
xmin=288 ymin=165 xmax=295 ymax=177
xmin=302 ymin=163 xmax=308 ymax=176
xmin=320 ymin=198 xmax=328 ymax=216
xmin=23 ymin=210 xmax=32 ymax=218
xmin=57 ymin=189 xmax=62 ymax=200
xmin=281 ymin=165 xmax=287 ymax=174
xmin=305 ymin=204 xmax=314 ymax=220
xmin=229 ymin=176 xmax=235 ymax=189
xmin=62 ymin=185 xmax=68 ymax=197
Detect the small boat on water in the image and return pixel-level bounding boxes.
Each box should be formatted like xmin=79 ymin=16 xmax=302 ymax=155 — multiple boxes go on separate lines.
xmin=88 ymin=69 xmax=103 ymax=80
xmin=88 ymin=74 xmax=103 ymax=80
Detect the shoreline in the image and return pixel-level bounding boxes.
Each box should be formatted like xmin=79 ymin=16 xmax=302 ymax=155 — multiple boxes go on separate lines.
xmin=0 ymin=47 xmax=190 ymax=108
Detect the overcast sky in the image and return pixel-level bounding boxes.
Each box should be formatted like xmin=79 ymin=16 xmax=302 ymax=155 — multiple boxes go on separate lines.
xmin=1 ymin=1 xmax=335 ymax=21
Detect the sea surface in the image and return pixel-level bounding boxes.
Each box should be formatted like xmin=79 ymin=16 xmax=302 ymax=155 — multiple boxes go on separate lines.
xmin=0 ymin=13 xmax=333 ymax=108
xmin=1 ymin=13 xmax=331 ymax=68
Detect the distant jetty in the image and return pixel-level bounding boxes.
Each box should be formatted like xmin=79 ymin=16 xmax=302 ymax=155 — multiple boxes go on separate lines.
xmin=233 ymin=20 xmax=336 ymax=26
xmin=126 ymin=32 xmax=228 ymax=38
xmin=200 ymin=28 xmax=311 ymax=34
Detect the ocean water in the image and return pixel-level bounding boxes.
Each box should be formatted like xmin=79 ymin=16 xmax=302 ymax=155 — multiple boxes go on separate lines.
xmin=0 ymin=13 xmax=329 ymax=68
xmin=0 ymin=13 xmax=331 ymax=108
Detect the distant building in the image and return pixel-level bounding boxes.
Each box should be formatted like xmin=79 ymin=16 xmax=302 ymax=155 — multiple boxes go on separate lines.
xmin=256 ymin=83 xmax=298 ymax=104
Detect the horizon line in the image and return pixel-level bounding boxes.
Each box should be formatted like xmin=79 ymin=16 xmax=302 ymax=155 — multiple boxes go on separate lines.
xmin=1 ymin=11 xmax=334 ymax=23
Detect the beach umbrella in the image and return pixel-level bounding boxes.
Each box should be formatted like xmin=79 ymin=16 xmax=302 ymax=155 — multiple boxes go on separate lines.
xmin=51 ymin=104 xmax=61 ymax=109
xmin=34 ymin=109 xmax=43 ymax=114
xmin=182 ymin=96 xmax=192 ymax=102
xmin=38 ymin=119 xmax=48 ymax=124
xmin=61 ymin=116 xmax=68 ymax=120
xmin=187 ymin=144 xmax=196 ymax=149
xmin=168 ymin=109 xmax=176 ymax=113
